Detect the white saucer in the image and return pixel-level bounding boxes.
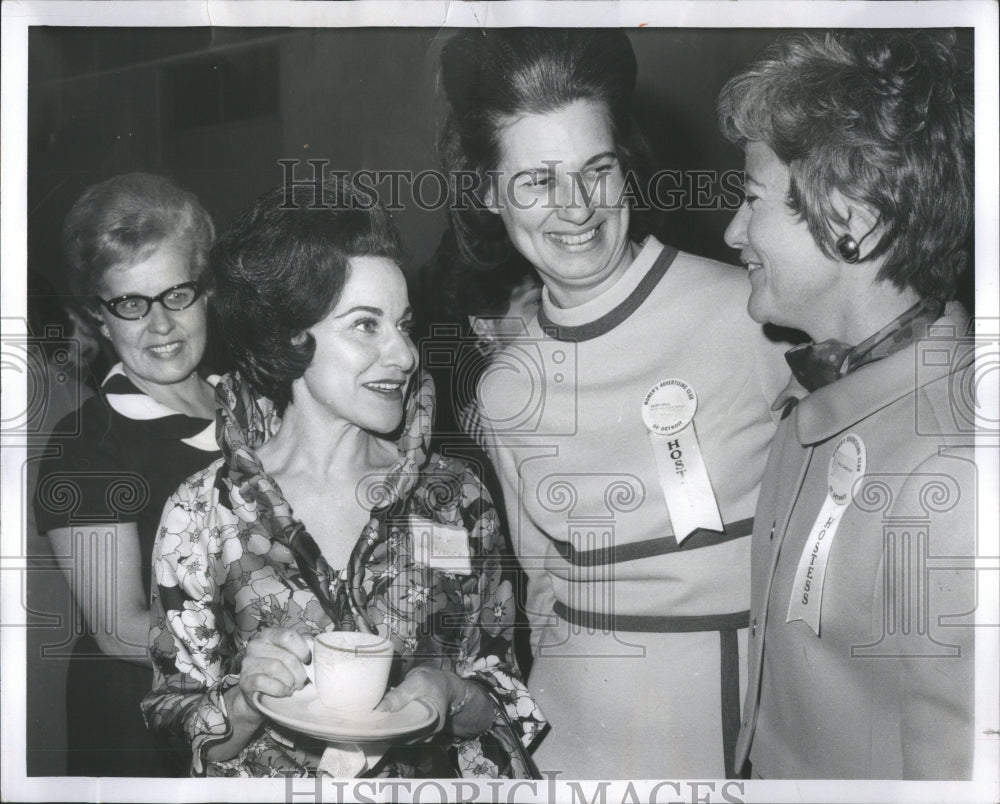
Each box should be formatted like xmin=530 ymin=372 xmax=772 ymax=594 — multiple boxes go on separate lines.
xmin=254 ymin=685 xmax=438 ymax=743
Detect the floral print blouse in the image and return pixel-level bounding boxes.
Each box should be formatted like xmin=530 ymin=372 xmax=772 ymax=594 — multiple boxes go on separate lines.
xmin=141 ymin=371 xmax=545 ymax=778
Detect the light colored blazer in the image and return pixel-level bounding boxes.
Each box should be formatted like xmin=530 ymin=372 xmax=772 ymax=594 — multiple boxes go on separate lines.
xmin=736 ymin=304 xmax=977 ymax=779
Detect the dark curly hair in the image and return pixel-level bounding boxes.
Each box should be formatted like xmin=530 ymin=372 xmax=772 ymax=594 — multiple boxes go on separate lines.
xmin=63 ymin=172 xmax=215 ymax=316
xmin=210 ymin=177 xmax=404 ymax=413
xmin=438 ymin=28 xmax=655 ymax=271
xmin=420 ymin=226 xmax=539 ymax=335
xmin=717 ymin=29 xmax=974 ymax=301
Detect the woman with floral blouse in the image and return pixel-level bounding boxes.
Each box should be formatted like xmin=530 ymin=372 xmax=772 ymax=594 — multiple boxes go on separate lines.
xmin=141 ymin=178 xmax=544 ymax=778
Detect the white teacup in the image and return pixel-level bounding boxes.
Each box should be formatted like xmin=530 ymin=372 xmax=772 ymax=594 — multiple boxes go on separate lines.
xmin=309 ymin=631 xmax=394 ymax=714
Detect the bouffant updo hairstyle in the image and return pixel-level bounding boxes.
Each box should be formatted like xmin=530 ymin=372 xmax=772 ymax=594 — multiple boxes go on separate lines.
xmin=718 ymin=29 xmax=973 ymax=301
xmin=439 ymin=28 xmax=655 ymax=271
xmin=63 ymin=172 xmax=215 ymax=317
xmin=209 ymin=177 xmax=404 ymax=414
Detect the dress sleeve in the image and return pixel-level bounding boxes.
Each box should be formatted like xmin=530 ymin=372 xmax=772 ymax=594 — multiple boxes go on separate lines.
xmin=141 ymin=469 xmax=243 ymax=776
xmin=33 ymin=403 xmax=137 ymax=534
xmin=482 ymin=426 xmax=558 ymax=655
xmin=443 ymin=462 xmax=547 ymax=778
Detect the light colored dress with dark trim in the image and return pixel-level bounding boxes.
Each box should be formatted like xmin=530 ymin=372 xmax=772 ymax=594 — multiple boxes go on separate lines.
xmin=479 ymin=237 xmax=790 ymax=778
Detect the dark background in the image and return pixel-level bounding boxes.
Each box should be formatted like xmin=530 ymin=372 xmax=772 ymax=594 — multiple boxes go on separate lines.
xmin=27 ymin=27 xmax=785 ymax=295
xmin=22 ymin=26 xmax=974 ymax=776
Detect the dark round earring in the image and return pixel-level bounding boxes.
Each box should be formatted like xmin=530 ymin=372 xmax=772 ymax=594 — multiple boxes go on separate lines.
xmin=836 ymin=233 xmax=860 ymax=263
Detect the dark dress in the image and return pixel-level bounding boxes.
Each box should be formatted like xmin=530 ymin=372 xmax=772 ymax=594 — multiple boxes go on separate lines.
xmin=33 ymin=366 xmax=219 ymax=777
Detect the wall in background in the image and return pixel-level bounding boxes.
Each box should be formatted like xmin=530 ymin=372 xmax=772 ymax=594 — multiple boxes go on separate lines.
xmin=27 ymin=27 xmax=784 ymax=295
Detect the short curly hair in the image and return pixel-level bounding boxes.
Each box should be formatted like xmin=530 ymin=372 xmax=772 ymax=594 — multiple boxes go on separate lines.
xmin=63 ymin=172 xmax=215 ymax=315
xmin=717 ymin=29 xmax=973 ymax=301
xmin=438 ymin=28 xmax=656 ymax=271
xmin=210 ymin=177 xmax=404 ymax=413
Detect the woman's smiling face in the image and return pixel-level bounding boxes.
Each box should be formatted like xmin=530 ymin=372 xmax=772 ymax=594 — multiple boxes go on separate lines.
xmin=96 ymin=237 xmax=208 ymax=390
xmin=299 ymin=256 xmax=417 ymax=434
xmin=491 ymin=99 xmax=633 ymax=309
xmin=724 ymin=141 xmax=846 ymax=338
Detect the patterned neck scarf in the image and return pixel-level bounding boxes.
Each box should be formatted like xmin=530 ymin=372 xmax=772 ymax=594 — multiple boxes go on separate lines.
xmin=785 ymin=298 xmax=943 ymax=392
xmin=214 ymin=369 xmax=435 ymax=631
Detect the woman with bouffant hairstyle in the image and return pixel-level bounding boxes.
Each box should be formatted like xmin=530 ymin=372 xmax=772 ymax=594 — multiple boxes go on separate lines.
xmin=438 ymin=28 xmax=657 ymax=272
xmin=207 ymin=182 xmax=403 ymax=415
xmin=438 ymin=28 xmax=791 ymax=779
xmin=719 ymin=30 xmax=975 ymax=779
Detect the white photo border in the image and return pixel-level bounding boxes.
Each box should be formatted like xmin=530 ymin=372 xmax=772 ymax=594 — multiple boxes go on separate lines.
xmin=2 ymin=2 xmax=997 ymax=802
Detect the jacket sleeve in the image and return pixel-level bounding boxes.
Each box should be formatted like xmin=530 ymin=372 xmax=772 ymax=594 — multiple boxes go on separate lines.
xmin=888 ymin=446 xmax=976 ymax=779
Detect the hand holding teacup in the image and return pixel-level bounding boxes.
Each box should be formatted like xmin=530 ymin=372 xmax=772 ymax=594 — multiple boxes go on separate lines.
xmin=238 ymin=627 xmax=312 ymax=710
xmin=376 ymin=665 xmax=450 ymax=727
xmin=377 ymin=665 xmax=496 ymax=739
xmin=235 ymin=628 xmax=494 ymax=743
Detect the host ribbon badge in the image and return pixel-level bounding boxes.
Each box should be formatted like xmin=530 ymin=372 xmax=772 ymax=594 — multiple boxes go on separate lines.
xmin=642 ymin=379 xmax=724 ymax=542
xmin=786 ymin=433 xmax=867 ymax=635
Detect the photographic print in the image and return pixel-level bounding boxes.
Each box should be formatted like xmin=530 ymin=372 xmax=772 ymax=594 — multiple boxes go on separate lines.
xmin=2 ymin=2 xmax=997 ymax=802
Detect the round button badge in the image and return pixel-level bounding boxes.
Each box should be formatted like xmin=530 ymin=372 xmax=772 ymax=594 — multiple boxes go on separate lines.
xmin=828 ymin=433 xmax=866 ymax=505
xmin=641 ymin=379 xmax=698 ymax=436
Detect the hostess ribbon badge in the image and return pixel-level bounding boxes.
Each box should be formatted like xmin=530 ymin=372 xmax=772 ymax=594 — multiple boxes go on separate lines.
xmin=786 ymin=433 xmax=867 ymax=635
xmin=642 ymin=379 xmax=724 ymax=542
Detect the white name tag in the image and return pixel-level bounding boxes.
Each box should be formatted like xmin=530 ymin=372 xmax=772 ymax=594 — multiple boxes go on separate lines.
xmin=409 ymin=515 xmax=473 ymax=575
xmin=786 ymin=433 xmax=867 ymax=635
xmin=642 ymin=380 xmax=724 ymax=542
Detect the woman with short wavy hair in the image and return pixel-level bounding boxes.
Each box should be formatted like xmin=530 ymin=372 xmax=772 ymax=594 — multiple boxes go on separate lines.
xmin=34 ymin=173 xmax=219 ymax=776
xmin=718 ymin=29 xmax=976 ymax=779
xmin=437 ymin=28 xmax=792 ymax=779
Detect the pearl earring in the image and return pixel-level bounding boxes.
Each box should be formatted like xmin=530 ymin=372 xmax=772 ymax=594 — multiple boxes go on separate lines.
xmin=835 ymin=233 xmax=860 ymax=263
